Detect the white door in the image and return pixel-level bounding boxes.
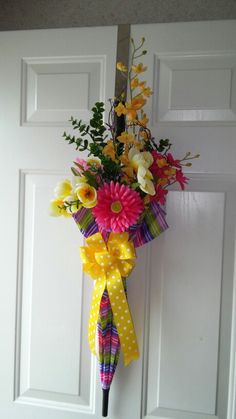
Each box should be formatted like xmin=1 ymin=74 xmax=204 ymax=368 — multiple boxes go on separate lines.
xmin=1 ymin=20 xmax=236 ymax=419
xmin=0 ymin=26 xmax=118 ymax=419
xmin=131 ymin=21 xmax=236 ymax=419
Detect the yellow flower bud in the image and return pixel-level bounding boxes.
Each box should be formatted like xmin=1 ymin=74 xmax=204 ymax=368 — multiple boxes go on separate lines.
xmin=54 ymin=179 xmax=72 ymax=199
xmin=116 ymin=62 xmax=128 ymax=72
xmin=103 ymin=140 xmax=116 ymax=161
xmin=131 ymin=63 xmax=147 ymax=74
xmin=49 ymin=199 xmax=72 ymax=218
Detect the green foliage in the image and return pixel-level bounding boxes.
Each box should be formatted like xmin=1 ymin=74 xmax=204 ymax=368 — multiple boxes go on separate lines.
xmin=62 ymin=102 xmax=107 ymax=153
xmin=146 ymin=137 xmax=172 ymax=154
xmin=88 ymin=143 xmax=122 ymax=181
xmin=156 ymin=139 xmax=172 ymax=153
xmin=71 ymin=167 xmax=80 ymax=176
xmin=130 ymin=182 xmax=140 ymax=190
xmin=100 ymin=155 xmax=121 ymax=181
xmin=82 ymin=171 xmax=99 ymax=188
xmin=63 ymin=100 xmax=173 ymax=184
xmin=89 ymin=142 xmax=104 ymax=157
xmin=89 ymin=102 xmax=107 ymax=140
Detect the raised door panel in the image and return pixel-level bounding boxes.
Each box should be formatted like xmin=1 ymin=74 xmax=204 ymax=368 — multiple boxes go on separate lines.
xmin=144 ymin=177 xmax=236 ymax=419
xmin=153 ymin=53 xmax=236 ymax=124
xmin=14 ymin=172 xmax=95 ymax=413
xmin=0 ymin=26 xmax=117 ymax=419
xmin=21 ymin=57 xmax=106 ymax=126
xmin=131 ymin=22 xmax=236 ymax=419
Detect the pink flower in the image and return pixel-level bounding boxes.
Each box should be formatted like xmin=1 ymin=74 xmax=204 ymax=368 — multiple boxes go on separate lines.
xmin=150 ymin=151 xmax=169 ymax=178
xmin=74 ymin=158 xmax=89 ymax=174
xmin=166 ymin=153 xmax=181 ymax=168
xmin=151 ymin=185 xmax=168 ymax=205
xmin=176 ymin=170 xmax=188 ymax=190
xmin=92 ymin=181 xmax=144 ymax=232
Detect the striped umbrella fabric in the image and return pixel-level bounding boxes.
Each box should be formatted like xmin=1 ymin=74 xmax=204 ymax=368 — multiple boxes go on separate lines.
xmin=97 ymin=287 xmax=121 ymax=417
xmin=73 ymin=201 xmax=168 ymax=248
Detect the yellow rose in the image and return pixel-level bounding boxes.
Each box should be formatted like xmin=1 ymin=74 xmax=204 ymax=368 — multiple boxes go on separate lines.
xmin=76 ymin=184 xmax=97 ymax=208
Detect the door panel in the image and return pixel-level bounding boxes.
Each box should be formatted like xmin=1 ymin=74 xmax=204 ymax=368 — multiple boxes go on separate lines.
xmin=1 ymin=21 xmax=236 ymax=419
xmin=131 ymin=21 xmax=236 ymax=419
xmin=153 ymin=190 xmax=224 ymax=414
xmin=0 ymin=26 xmax=117 ymax=419
xmin=146 ymin=180 xmax=236 ymax=419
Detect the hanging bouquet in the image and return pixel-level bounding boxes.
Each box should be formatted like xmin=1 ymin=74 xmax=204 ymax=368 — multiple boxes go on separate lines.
xmin=50 ymin=38 xmax=198 ymax=417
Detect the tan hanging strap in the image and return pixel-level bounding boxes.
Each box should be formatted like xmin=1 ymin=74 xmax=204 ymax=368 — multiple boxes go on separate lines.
xmin=115 ymin=24 xmax=130 ymax=100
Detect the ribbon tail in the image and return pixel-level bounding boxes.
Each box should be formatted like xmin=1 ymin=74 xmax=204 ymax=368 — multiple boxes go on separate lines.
xmin=108 ymin=276 xmax=139 ymax=366
xmin=88 ymin=279 xmax=105 ymax=355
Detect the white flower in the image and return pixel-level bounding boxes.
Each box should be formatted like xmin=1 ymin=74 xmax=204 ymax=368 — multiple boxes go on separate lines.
xmin=128 ymin=147 xmax=153 ymax=170
xmin=137 ymin=165 xmax=155 ymax=195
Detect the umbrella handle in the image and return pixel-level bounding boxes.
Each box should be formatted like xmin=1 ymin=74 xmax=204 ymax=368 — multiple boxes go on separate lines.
xmin=102 ymin=388 xmax=110 ymax=417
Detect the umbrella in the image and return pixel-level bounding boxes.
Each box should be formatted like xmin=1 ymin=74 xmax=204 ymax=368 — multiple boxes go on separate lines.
xmin=97 ymin=287 xmax=121 ymax=417
xmin=74 ymin=201 xmax=168 ymax=417
xmin=97 ymin=107 xmax=127 ymax=418
xmin=73 ymin=96 xmax=168 ymax=417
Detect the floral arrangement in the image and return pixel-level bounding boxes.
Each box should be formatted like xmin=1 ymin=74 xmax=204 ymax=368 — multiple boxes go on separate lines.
xmin=50 ymin=38 xmax=198 ymax=416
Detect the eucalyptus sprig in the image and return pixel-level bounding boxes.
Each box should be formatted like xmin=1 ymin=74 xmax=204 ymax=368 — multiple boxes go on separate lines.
xmin=63 ymin=102 xmax=107 ymax=152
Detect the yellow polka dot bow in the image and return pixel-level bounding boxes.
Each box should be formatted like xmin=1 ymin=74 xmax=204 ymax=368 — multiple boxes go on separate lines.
xmin=80 ymin=232 xmax=139 ymax=366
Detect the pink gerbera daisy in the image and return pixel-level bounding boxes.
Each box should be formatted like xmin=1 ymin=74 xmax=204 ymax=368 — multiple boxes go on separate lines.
xmin=92 ymin=181 xmax=144 ymax=232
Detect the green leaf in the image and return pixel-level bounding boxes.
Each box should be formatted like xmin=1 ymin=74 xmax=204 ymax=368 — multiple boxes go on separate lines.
xmin=71 ymin=167 xmax=80 ymax=176
xmin=74 ymin=162 xmax=84 ymax=171
xmin=83 ymin=171 xmax=98 ymax=188
xmin=131 ymin=182 xmax=140 ymax=190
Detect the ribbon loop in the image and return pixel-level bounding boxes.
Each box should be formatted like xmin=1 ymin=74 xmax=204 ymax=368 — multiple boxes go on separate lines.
xmin=80 ymin=232 xmax=139 ymax=365
xmin=95 ymin=251 xmax=116 ymax=268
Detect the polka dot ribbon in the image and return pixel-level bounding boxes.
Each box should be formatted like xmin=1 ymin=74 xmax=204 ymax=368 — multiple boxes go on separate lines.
xmin=80 ymin=232 xmax=139 ymax=366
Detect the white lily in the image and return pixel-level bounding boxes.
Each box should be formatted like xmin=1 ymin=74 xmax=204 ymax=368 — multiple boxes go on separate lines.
xmin=137 ymin=165 xmax=156 ymax=196
xmin=128 ymin=147 xmax=153 ymax=170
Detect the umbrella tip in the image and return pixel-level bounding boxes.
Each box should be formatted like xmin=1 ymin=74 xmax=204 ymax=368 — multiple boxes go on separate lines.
xmin=102 ymin=388 xmax=110 ymax=417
